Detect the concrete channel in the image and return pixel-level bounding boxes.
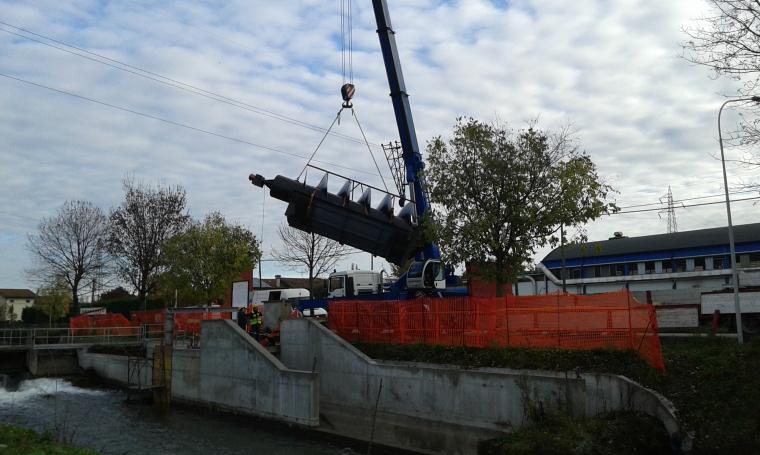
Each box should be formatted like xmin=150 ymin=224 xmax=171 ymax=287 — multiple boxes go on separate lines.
xmin=73 ymin=319 xmax=691 ymax=454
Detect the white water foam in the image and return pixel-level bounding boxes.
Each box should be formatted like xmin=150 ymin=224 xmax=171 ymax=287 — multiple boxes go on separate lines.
xmin=0 ymin=378 xmax=107 ymax=406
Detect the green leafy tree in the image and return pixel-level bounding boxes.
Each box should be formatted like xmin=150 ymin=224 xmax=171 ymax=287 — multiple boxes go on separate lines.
xmin=36 ymin=280 xmax=72 ymax=324
xmin=425 ymin=118 xmax=616 ymax=292
xmin=164 ymin=212 xmax=261 ymax=305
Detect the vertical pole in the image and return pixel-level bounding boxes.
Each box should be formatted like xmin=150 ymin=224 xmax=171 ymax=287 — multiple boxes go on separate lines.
xmin=627 ymin=289 xmax=634 ymax=350
xmin=718 ymin=99 xmax=745 ymax=344
xmin=505 ymin=294 xmax=510 ymax=346
xmin=560 ymin=224 xmax=567 ymax=293
xmin=556 ymin=292 xmax=561 ymax=347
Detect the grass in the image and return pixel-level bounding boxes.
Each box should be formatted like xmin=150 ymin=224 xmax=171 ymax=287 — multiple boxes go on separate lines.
xmin=478 ymin=411 xmax=672 ymax=455
xmin=0 ymin=425 xmax=100 ymax=455
xmin=356 ymin=337 xmax=760 ymax=454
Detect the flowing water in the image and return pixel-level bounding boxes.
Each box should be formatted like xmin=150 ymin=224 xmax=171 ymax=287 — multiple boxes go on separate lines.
xmin=0 ymin=377 xmax=358 ymax=455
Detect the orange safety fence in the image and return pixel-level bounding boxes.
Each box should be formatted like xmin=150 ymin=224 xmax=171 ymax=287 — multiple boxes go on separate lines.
xmin=130 ymin=309 xmax=223 ymax=335
xmin=130 ymin=309 xmax=166 ymax=337
xmin=328 ymin=290 xmax=665 ymax=371
xmin=69 ymin=313 xmax=134 ymax=336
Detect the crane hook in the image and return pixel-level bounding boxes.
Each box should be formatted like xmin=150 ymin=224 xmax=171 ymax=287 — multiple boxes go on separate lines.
xmin=341 ymin=83 xmax=355 ymax=108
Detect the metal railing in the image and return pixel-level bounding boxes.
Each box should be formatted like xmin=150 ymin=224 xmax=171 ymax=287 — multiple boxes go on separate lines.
xmin=0 ymin=325 xmax=164 ymax=349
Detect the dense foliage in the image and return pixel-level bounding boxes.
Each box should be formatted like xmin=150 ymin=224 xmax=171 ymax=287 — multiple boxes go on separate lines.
xmin=163 ymin=212 xmax=260 ymax=305
xmin=425 ymin=119 xmax=615 ymax=287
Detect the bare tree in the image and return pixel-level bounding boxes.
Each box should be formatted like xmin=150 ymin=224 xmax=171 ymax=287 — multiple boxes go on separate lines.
xmin=107 ymin=179 xmax=190 ymax=305
xmin=273 ymin=224 xmax=349 ymax=298
xmin=27 ymin=200 xmax=108 ymax=316
xmin=683 ymin=0 xmax=760 ymax=179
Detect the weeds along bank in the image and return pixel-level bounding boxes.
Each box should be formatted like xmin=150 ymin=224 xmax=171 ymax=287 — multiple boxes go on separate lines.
xmin=0 ymin=425 xmax=99 ymax=455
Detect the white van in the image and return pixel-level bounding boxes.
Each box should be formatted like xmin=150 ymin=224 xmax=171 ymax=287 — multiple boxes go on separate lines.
xmin=250 ymin=288 xmax=310 ymax=305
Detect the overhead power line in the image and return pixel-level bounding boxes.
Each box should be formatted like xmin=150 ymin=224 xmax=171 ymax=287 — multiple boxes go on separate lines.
xmin=0 ymin=72 xmax=392 ymax=180
xmin=616 ymin=188 xmax=759 ymax=210
xmin=611 ymin=195 xmax=760 ymax=215
xmin=0 ymin=20 xmax=382 ymax=150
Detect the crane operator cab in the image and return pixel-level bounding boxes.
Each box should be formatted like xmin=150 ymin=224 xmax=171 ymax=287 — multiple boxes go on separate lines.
xmin=406 ymin=259 xmax=445 ymax=291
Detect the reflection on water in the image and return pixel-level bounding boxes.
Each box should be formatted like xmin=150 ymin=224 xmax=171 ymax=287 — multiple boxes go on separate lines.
xmin=0 ymin=377 xmax=357 ymax=455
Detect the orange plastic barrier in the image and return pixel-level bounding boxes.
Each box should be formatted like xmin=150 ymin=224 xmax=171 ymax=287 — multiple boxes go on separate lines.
xmin=69 ymin=313 xmax=133 ymax=336
xmin=328 ymin=290 xmax=665 ymax=371
xmin=130 ymin=309 xmax=223 ymax=335
xmin=173 ymin=311 xmax=222 ymax=334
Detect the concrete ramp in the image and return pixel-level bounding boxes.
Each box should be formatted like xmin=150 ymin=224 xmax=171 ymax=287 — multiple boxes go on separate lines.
xmin=172 ymin=320 xmax=319 ymax=426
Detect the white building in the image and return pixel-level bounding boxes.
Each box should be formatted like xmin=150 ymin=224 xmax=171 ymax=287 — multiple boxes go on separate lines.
xmin=0 ymin=289 xmax=37 ymax=322
xmin=517 ymin=223 xmax=760 ymax=306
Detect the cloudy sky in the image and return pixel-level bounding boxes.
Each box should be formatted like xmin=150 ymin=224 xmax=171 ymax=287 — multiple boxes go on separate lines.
xmin=1 ymin=0 xmax=758 ymax=290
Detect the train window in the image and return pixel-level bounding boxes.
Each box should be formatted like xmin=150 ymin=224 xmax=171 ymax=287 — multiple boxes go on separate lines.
xmin=644 ymin=262 xmax=655 ymax=274
xmin=694 ymin=257 xmax=705 ymax=271
xmin=714 ymin=256 xmax=725 ymax=269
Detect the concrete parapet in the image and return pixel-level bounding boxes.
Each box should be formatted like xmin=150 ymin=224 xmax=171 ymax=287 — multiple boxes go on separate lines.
xmin=280 ymin=319 xmax=691 ymax=454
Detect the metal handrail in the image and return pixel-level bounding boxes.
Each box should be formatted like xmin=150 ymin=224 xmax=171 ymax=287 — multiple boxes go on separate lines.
xmin=0 ymin=325 xmax=164 ymax=348
xmin=304 ymin=164 xmax=406 ymax=202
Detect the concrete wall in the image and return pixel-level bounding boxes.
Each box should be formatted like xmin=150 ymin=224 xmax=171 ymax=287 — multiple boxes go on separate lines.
xmin=280 ymin=319 xmax=691 ymax=455
xmin=27 ymin=349 xmax=79 ymax=376
xmin=77 ymin=350 xmax=152 ymax=387
xmin=171 ymin=320 xmax=319 ymax=427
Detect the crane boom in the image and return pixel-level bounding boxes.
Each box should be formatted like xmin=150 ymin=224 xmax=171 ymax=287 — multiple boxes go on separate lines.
xmin=372 ymin=0 xmax=440 ymax=262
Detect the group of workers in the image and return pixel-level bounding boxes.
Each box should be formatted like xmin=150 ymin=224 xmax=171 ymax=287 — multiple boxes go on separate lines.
xmin=236 ymin=305 xmax=263 ymax=341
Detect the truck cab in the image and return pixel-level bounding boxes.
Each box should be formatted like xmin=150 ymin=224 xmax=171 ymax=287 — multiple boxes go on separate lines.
xmin=406 ymin=259 xmax=446 ymax=291
xmin=328 ymin=270 xmax=384 ymax=298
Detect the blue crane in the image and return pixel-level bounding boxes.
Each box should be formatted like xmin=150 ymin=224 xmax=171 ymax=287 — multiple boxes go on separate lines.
xmin=249 ymin=0 xmax=451 ymax=297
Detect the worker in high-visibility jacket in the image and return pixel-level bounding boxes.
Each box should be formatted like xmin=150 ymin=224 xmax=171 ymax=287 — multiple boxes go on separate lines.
xmin=250 ymin=307 xmax=263 ymax=341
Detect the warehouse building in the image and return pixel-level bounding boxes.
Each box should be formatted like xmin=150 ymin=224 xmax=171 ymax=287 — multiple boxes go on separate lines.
xmin=517 ymin=223 xmax=760 ymax=305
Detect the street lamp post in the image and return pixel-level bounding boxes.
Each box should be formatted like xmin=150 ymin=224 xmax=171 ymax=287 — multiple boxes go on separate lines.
xmin=717 ymin=96 xmax=760 ymax=345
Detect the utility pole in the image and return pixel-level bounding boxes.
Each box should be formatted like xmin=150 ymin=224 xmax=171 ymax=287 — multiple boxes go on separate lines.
xmin=716 ymin=96 xmax=760 ymax=344
xmin=90 ymin=278 xmax=96 ymax=305
xmin=560 ymin=224 xmax=566 ymax=293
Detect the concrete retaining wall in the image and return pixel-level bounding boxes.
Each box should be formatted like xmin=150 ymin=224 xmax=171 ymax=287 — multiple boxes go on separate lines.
xmin=27 ymin=349 xmax=79 ymax=376
xmin=171 ymin=320 xmax=319 ymax=427
xmin=280 ymin=319 xmax=690 ymax=454
xmin=77 ymin=351 xmax=152 ymax=387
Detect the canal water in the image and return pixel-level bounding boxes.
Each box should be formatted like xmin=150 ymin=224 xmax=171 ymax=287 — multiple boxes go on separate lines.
xmin=0 ymin=377 xmax=358 ymax=455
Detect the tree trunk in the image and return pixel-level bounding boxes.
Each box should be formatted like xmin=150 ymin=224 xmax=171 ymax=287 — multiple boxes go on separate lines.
xmin=308 ymin=270 xmax=314 ymax=299
xmin=71 ymin=286 xmax=80 ymax=316
xmin=495 ymin=276 xmax=505 ymax=297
